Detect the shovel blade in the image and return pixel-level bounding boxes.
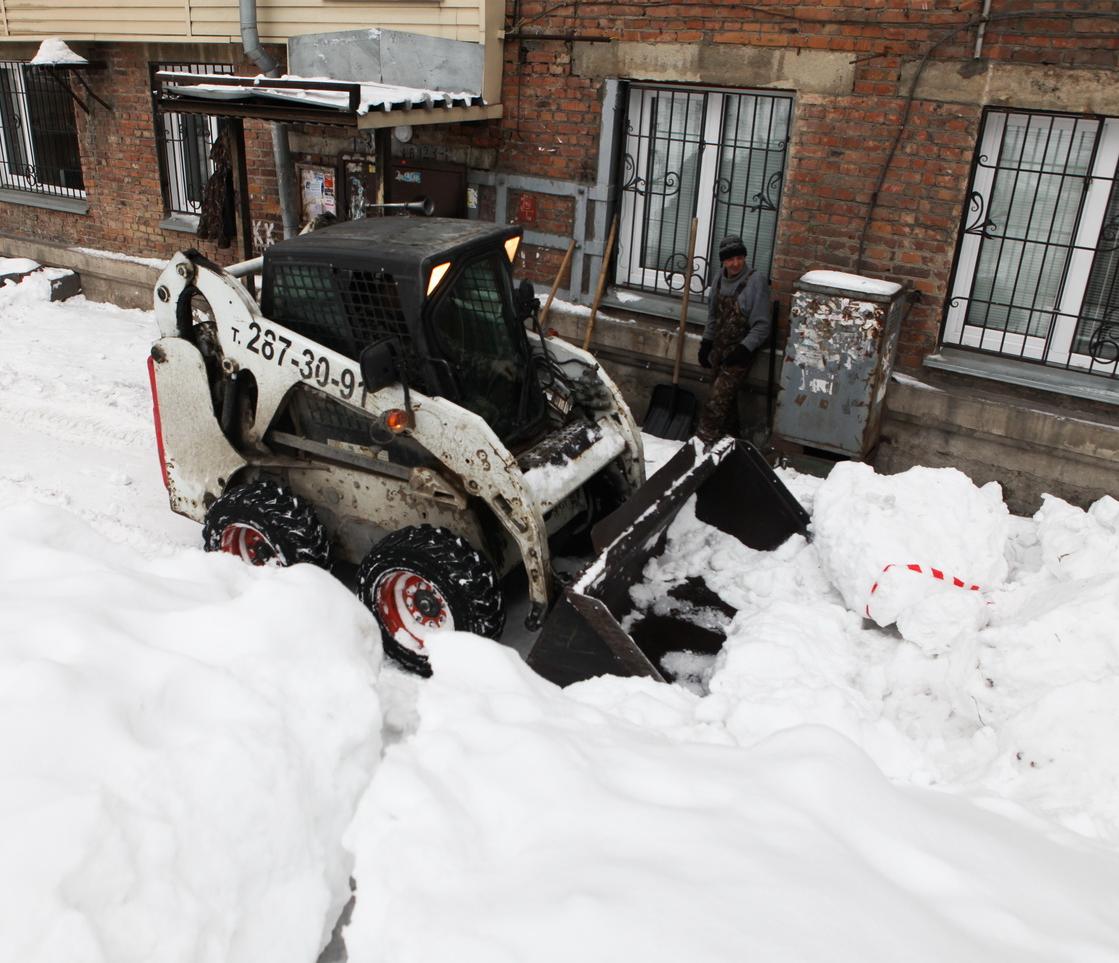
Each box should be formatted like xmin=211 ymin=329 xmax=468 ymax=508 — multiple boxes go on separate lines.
xmin=642 ymin=383 xmax=698 ymax=440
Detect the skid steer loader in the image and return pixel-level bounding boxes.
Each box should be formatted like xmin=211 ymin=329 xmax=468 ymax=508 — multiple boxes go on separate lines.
xmin=147 ymin=217 xmax=644 ymax=673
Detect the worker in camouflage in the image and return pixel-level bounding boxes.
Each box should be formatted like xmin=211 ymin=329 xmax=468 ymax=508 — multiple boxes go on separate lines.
xmin=696 ymin=235 xmax=771 ymax=444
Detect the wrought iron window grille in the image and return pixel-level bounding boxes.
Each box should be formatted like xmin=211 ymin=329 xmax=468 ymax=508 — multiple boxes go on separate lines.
xmin=0 ymin=60 xmax=86 ymax=200
xmin=151 ymin=63 xmax=235 ymax=219
xmin=943 ymin=109 xmax=1119 ymax=381
xmin=615 ymin=83 xmax=792 ymax=309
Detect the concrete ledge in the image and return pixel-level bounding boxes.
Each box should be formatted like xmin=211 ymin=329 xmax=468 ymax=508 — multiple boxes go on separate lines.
xmin=0 ymin=233 xmax=162 ymax=309
xmin=876 ymin=379 xmax=1119 ymax=514
xmin=926 ymin=348 xmax=1119 ymax=407
xmin=0 ymin=189 xmax=89 ymax=215
xmin=902 ymin=61 xmax=1119 ymax=115
xmin=574 ymin=43 xmax=854 ymax=95
xmin=545 ymin=302 xmax=775 ymax=428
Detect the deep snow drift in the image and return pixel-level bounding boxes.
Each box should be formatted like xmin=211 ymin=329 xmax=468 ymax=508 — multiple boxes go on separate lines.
xmin=2 ymin=267 xmax=1119 ymax=962
xmin=0 ymin=504 xmax=383 ymax=963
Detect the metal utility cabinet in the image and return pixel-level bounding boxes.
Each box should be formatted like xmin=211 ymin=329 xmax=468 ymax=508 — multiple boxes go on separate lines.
xmin=775 ymin=270 xmax=908 ymax=458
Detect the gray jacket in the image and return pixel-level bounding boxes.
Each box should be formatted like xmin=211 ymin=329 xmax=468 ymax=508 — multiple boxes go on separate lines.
xmin=703 ymin=265 xmax=772 ymax=352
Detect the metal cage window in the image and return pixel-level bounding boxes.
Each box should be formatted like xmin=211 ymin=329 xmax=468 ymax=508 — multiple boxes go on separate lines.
xmin=943 ymin=109 xmax=1119 ymax=380
xmin=615 ymin=83 xmax=792 ymax=306
xmin=0 ymin=61 xmax=85 ymax=199
xmin=152 ymin=63 xmax=234 ymax=218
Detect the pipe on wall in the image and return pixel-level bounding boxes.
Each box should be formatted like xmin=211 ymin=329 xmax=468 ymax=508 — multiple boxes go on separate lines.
xmin=239 ymin=0 xmax=300 ymax=240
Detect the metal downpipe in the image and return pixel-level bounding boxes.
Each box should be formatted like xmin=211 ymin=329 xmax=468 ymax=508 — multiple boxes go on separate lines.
xmin=239 ymin=0 xmax=300 ymax=240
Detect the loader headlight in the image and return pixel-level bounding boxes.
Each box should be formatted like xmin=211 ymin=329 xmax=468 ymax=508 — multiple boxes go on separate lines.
xmin=503 ymin=236 xmax=521 ymax=262
xmin=427 ymin=261 xmax=452 ymax=296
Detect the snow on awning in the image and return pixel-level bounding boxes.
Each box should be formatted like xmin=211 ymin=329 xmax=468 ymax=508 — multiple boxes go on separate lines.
xmin=155 ymin=71 xmax=501 ymax=130
xmin=30 ymin=38 xmax=89 ymax=67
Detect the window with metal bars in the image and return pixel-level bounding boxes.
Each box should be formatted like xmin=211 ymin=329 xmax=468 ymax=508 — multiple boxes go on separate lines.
xmin=0 ymin=61 xmax=84 ymax=198
xmin=152 ymin=63 xmax=233 ymax=218
xmin=615 ymin=83 xmax=792 ymax=307
xmin=943 ymin=109 xmax=1119 ymax=381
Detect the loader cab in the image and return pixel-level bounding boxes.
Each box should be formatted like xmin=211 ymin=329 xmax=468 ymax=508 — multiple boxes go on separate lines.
xmin=259 ymin=218 xmax=547 ymax=447
xmin=425 ymin=248 xmax=547 ymax=445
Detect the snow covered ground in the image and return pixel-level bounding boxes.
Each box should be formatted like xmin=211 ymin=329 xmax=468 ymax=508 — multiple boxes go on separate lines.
xmin=2 ymin=269 xmax=1119 ymax=962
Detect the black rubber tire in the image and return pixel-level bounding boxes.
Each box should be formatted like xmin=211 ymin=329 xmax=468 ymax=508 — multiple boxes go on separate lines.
xmin=202 ymin=479 xmax=331 ymax=568
xmin=356 ymin=525 xmax=505 ymax=676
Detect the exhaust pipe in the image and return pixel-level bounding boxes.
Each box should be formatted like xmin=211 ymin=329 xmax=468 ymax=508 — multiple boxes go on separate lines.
xmin=365 ymin=198 xmax=435 ymax=217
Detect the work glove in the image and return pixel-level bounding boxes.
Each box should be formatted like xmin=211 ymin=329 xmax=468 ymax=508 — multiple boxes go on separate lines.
xmin=723 ymin=344 xmax=753 ymax=369
xmin=698 ymin=339 xmax=713 ymax=369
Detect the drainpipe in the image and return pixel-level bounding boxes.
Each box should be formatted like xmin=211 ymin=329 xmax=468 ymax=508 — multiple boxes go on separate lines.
xmin=973 ymin=0 xmax=991 ymax=59
xmin=240 ymin=0 xmax=300 ymax=239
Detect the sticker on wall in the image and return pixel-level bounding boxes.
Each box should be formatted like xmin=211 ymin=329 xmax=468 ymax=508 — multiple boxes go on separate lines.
xmin=466 ymin=186 xmax=479 ymax=211
xmin=395 ymin=170 xmax=423 ymax=184
xmin=298 ymin=165 xmax=337 ymax=221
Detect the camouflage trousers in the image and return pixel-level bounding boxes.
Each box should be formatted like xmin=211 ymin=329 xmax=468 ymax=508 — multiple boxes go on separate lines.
xmin=696 ymin=353 xmax=753 ymax=444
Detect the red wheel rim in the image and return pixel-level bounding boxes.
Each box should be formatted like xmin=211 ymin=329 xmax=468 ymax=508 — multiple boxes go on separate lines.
xmin=374 ymin=569 xmax=454 ymax=654
xmin=219 ymin=523 xmax=276 ymax=565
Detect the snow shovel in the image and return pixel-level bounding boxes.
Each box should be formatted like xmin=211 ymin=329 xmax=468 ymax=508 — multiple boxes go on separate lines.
xmin=642 ymin=217 xmax=699 ymax=440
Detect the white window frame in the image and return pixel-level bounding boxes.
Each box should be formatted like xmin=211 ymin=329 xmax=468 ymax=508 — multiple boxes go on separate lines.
xmin=155 ymin=63 xmax=233 ymax=217
xmin=943 ymin=110 xmax=1119 ymax=377
xmin=0 ymin=62 xmax=85 ymax=197
xmin=614 ymin=83 xmax=792 ymax=306
xmin=616 ymin=88 xmax=722 ymax=295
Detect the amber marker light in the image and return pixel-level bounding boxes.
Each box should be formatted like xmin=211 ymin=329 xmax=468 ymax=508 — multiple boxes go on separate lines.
xmin=427 ymin=261 xmax=452 ymax=295
xmin=383 ymin=408 xmax=412 ymax=432
xmin=504 ymin=236 xmax=521 ymax=262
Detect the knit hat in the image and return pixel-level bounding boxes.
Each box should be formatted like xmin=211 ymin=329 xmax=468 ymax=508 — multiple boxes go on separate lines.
xmin=718 ymin=235 xmax=747 ymax=262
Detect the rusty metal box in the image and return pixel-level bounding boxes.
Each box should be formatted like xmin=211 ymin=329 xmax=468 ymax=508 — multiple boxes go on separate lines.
xmin=775 ymin=270 xmax=908 ymax=458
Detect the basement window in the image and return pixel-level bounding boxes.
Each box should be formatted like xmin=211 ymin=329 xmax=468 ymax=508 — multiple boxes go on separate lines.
xmin=0 ymin=60 xmax=85 ymax=201
xmin=942 ymin=109 xmax=1119 ymax=384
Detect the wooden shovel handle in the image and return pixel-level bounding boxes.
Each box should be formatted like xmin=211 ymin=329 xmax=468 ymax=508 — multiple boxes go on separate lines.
xmin=539 ymin=239 xmax=576 ymax=329
xmin=583 ymin=213 xmax=619 ymax=352
xmin=672 ymin=217 xmax=700 ymax=386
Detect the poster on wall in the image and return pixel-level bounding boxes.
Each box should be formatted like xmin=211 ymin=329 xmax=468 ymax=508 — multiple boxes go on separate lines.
xmin=298 ymin=165 xmax=337 ymax=223
xmin=341 ymin=154 xmax=378 ymax=221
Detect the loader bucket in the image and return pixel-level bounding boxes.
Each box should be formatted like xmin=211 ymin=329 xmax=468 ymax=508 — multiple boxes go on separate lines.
xmin=527 ymin=437 xmax=810 ymax=687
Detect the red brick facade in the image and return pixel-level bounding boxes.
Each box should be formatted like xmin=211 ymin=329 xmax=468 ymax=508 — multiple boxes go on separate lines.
xmin=0 ymin=4 xmax=1116 ymax=374
xmin=0 ymin=42 xmax=283 ymax=266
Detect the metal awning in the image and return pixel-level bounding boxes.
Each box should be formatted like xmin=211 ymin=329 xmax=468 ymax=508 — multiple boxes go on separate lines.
xmin=155 ymin=71 xmax=502 ymax=129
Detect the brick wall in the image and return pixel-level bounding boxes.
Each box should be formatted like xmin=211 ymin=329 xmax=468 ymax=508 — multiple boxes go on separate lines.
xmin=0 ymin=42 xmax=283 ymax=266
xmin=416 ymin=0 xmax=1117 ymax=371
xmin=1 ymin=5 xmax=1115 ymax=373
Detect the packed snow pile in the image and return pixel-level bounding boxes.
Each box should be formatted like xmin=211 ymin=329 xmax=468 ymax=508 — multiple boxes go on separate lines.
xmin=621 ymin=463 xmax=1119 ymax=847
xmin=0 ymin=504 xmax=383 ymax=963
xmin=0 ymin=256 xmax=42 ymax=278
xmin=5 ymin=251 xmax=1119 ymax=962
xmin=812 ymin=461 xmax=1010 ymax=651
xmin=344 ymin=635 xmax=1119 ymax=963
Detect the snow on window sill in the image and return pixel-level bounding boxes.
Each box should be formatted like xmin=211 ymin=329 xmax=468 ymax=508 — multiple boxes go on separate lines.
xmin=601 ymin=287 xmax=709 ymax=328
xmin=0 ymin=189 xmax=88 ymax=216
xmin=160 ymin=213 xmax=200 ymax=234
xmin=925 ymin=347 xmax=1119 ymax=407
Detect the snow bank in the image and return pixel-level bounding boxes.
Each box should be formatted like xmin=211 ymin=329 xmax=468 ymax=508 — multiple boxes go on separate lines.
xmin=345 ymin=635 xmax=1119 ymax=963
xmin=0 ymin=504 xmax=383 ymax=963
xmin=812 ymin=462 xmax=1009 ymax=650
xmin=0 ymin=256 xmax=41 ymax=277
xmin=616 ymin=466 xmax=1119 ymax=843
